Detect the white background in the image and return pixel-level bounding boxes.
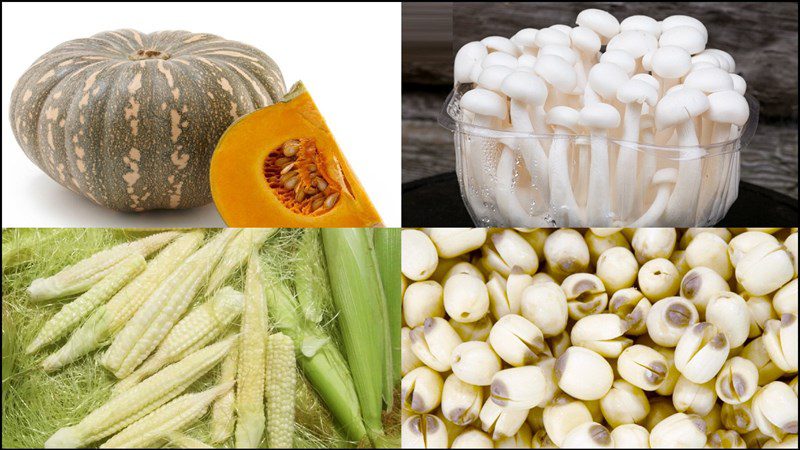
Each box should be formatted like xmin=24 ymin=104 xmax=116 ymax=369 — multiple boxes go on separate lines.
xmin=2 ymin=2 xmax=401 ymax=227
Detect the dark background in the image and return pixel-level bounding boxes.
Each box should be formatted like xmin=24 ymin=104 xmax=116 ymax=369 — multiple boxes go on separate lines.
xmin=402 ymin=2 xmax=798 ymax=199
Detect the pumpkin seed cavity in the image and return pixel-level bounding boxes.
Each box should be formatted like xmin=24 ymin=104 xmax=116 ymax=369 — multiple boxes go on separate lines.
xmin=263 ymin=138 xmax=341 ymax=214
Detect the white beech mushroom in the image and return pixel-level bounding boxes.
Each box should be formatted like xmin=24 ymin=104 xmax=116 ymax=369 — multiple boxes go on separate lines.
xmin=579 ymin=103 xmax=620 ymax=225
xmin=651 ymin=46 xmax=692 ymax=96
xmin=496 ymin=147 xmax=539 ymax=227
xmin=500 ymin=70 xmax=551 ymax=209
xmin=629 ymin=168 xmax=678 ymax=227
xmin=482 ymin=35 xmax=521 ymax=57
xmin=546 ymin=106 xmax=584 ymax=225
xmin=637 ymin=113 xmax=658 ymax=212
xmin=569 ymin=26 xmax=601 ymax=93
xmin=449 ymin=8 xmax=750 ymax=227
xmin=683 ymin=67 xmax=734 ymax=145
xmin=510 ymin=28 xmax=538 ymax=55
xmin=575 ymin=8 xmax=620 ymax=45
xmin=460 ymin=88 xmax=509 ymax=208
xmin=454 ymin=41 xmax=488 ymax=85
xmin=654 ymin=87 xmax=710 ymax=225
xmin=616 ymin=79 xmax=659 ymax=222
xmin=659 ymin=25 xmax=708 ymax=55
xmin=587 ymin=62 xmax=630 ymax=118
xmin=706 ymin=90 xmax=750 ymax=220
xmin=534 ymin=54 xmax=577 ymax=110
xmin=600 ymin=49 xmax=637 ymax=77
xmin=619 ymin=15 xmax=662 ymax=38
xmin=606 ymin=30 xmax=658 ymax=73
xmin=481 ymin=51 xmax=518 ymax=70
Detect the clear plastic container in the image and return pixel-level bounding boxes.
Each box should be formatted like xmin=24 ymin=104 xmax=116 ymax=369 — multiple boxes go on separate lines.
xmin=439 ymin=84 xmax=759 ymax=227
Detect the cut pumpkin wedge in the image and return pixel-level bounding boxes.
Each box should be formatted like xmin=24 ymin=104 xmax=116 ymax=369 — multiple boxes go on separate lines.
xmin=210 ymin=82 xmax=382 ymax=227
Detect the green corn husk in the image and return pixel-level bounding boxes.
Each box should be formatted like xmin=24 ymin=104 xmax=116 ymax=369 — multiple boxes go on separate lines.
xmin=321 ymin=228 xmax=392 ymax=440
xmin=262 ymin=255 xmax=368 ymax=444
xmin=372 ymin=228 xmax=401 ymax=388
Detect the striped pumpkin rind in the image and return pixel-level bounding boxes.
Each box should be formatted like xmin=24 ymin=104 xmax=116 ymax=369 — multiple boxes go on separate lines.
xmin=9 ymin=29 xmax=285 ymax=211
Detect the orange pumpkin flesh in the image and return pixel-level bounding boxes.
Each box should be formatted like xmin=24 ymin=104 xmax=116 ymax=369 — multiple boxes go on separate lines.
xmin=210 ymin=82 xmax=382 ymax=227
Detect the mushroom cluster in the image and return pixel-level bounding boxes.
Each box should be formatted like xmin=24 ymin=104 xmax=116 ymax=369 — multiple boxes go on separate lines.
xmin=451 ymin=9 xmax=752 ymax=227
xmin=401 ymin=227 xmax=798 ymax=448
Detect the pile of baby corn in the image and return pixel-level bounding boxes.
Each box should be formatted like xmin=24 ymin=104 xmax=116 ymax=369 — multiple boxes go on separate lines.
xmin=401 ymin=228 xmax=797 ymax=448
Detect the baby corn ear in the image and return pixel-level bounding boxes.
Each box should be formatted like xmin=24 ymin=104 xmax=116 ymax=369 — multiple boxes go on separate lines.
xmin=266 ymin=332 xmax=297 ymax=448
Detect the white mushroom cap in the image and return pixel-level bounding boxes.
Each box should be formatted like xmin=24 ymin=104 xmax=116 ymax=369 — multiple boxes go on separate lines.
xmin=535 ymin=27 xmax=571 ymax=48
xmin=683 ymin=67 xmax=734 ymax=93
xmin=546 ymin=106 xmax=581 ymax=134
xmin=551 ymin=24 xmax=574 ymax=36
xmin=579 ymin=103 xmax=621 ymax=129
xmin=606 ymin=30 xmax=659 ymax=59
xmin=631 ymin=73 xmax=661 ymax=92
xmin=588 ymin=62 xmax=629 ymax=100
xmin=538 ymin=44 xmax=578 ymax=65
xmin=652 ymin=167 xmax=679 ymax=185
xmin=651 ymin=46 xmax=692 ymax=79
xmin=617 ymin=79 xmax=659 ymax=106
xmin=482 ymin=52 xmax=518 ymax=69
xmin=729 ymin=74 xmax=747 ymax=95
xmin=501 ymin=71 xmax=548 ymax=106
xmin=482 ymin=36 xmax=521 ymax=57
xmin=691 ymin=52 xmax=723 ymax=69
xmin=702 ymin=49 xmax=736 ymax=73
xmin=664 ymin=83 xmax=686 ymax=96
xmin=619 ymin=15 xmax=662 ymax=37
xmin=661 ymin=15 xmax=708 ymax=41
xmin=659 ymin=26 xmax=707 ymax=55
xmin=641 ymin=50 xmax=655 ymax=72
xmin=478 ymin=65 xmax=515 ymax=92
xmin=707 ymin=90 xmax=750 ymax=127
xmin=570 ymin=26 xmax=601 ymax=54
xmin=461 ymin=88 xmax=509 ymax=121
xmin=534 ymin=55 xmax=577 ymax=93
xmin=654 ymin=87 xmax=710 ymax=130
xmin=454 ymin=41 xmax=488 ymax=84
xmin=517 ymin=54 xmax=537 ymax=69
xmin=576 ymin=9 xmax=620 ymax=42
xmin=600 ymin=49 xmax=637 ymax=76
xmin=511 ymin=28 xmax=538 ymax=50
xmin=688 ymin=61 xmax=719 ymax=73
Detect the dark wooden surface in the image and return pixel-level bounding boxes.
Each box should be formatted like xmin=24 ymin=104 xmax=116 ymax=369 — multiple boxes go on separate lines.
xmin=402 ymin=2 xmax=799 ymax=199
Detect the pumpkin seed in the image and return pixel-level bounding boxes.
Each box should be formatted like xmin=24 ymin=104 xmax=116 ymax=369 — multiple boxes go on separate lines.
xmin=308 ymin=164 xmax=317 ymax=172
xmin=283 ymin=140 xmax=300 ymax=157
xmin=295 ymin=189 xmax=306 ymax=202
xmin=324 ymin=193 xmax=339 ymax=209
xmin=305 ymin=187 xmax=318 ymax=196
xmin=275 ymin=157 xmax=291 ymax=167
xmin=312 ymin=198 xmax=325 ymax=211
xmin=284 ymin=176 xmax=298 ymax=190
xmin=316 ymin=178 xmax=328 ymax=191
xmin=280 ymin=163 xmax=295 ymax=175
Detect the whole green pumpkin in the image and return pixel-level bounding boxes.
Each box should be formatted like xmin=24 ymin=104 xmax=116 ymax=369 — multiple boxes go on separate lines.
xmin=9 ymin=29 xmax=285 ymax=212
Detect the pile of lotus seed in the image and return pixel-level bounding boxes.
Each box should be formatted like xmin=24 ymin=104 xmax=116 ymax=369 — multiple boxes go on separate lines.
xmin=401 ymin=228 xmax=798 ymax=448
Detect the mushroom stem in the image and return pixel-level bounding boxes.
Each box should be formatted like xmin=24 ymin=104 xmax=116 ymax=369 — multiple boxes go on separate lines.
xmin=586 ymin=131 xmax=613 ymax=225
xmin=616 ymin=101 xmax=644 ymax=221
xmin=629 ymin=168 xmax=678 ymax=227
xmin=662 ymin=121 xmax=705 ymax=224
xmin=638 ymin=124 xmax=656 ymax=213
xmin=509 ymin=99 xmax=549 ymax=207
xmin=496 ymin=147 xmax=540 ymax=226
xmin=548 ymin=132 xmax=584 ymax=226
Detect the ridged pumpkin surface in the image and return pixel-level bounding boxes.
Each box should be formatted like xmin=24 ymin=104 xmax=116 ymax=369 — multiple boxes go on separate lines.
xmin=9 ymin=29 xmax=285 ymax=211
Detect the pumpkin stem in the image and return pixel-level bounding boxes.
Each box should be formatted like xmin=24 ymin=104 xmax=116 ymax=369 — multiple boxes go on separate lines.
xmin=129 ymin=49 xmax=170 ymax=61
